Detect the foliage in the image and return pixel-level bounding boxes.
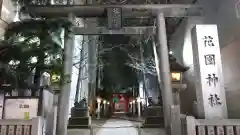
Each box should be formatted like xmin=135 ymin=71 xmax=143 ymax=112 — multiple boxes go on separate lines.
xmin=0 ymin=18 xmax=72 ymax=89
xmin=100 ymin=46 xmax=139 ymax=91
xmin=121 ymin=35 xmax=156 ymax=75
xmin=98 ymin=35 xmax=146 ymax=92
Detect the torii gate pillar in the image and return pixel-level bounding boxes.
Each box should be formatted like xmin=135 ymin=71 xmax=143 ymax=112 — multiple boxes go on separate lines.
xmin=156 ymin=12 xmax=180 ymax=135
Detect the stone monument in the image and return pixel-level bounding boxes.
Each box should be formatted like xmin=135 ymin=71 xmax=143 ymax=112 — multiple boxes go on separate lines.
xmin=68 ymin=97 xmax=91 ymax=129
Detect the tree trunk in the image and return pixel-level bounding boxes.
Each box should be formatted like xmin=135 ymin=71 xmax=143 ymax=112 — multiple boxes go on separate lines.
xmin=56 ymin=13 xmax=75 ymax=135
xmin=75 ymin=64 xmax=82 ymax=103
xmin=34 ymin=49 xmax=45 ymax=96
xmin=75 ymin=44 xmax=85 ymax=103
xmin=139 ymin=43 xmax=148 ymax=103
xmin=34 ymin=67 xmax=41 ymax=88
xmin=87 ymin=35 xmax=98 ymax=117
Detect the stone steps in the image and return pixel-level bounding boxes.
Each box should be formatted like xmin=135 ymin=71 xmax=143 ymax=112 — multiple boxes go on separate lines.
xmin=67 ymin=125 xmax=90 ymax=129
xmin=142 ymin=123 xmax=164 ymax=128
xmin=68 ymin=117 xmax=90 ymax=125
xmin=71 ymin=108 xmax=89 ymax=117
xmin=142 ymin=116 xmax=165 ymax=128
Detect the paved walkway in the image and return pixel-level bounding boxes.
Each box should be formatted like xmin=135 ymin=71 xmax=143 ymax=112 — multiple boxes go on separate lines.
xmin=68 ymin=119 xmax=166 ymax=135
xmin=96 ymin=119 xmax=138 ymax=135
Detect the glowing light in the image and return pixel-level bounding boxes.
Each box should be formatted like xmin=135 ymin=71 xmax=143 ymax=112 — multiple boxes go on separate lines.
xmin=51 ymin=74 xmax=61 ymax=83
xmin=97 ymin=98 xmax=101 ymax=103
xmin=136 ymin=97 xmax=141 ymax=103
xmin=132 ymin=100 xmax=136 ymax=104
xmin=103 ymin=100 xmax=106 ymax=104
xmin=171 ymin=72 xmax=181 ymax=81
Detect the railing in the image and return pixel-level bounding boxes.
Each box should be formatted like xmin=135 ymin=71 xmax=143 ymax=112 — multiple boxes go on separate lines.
xmin=184 ymin=116 xmax=240 ymax=135
xmin=0 ymin=117 xmax=44 ymax=135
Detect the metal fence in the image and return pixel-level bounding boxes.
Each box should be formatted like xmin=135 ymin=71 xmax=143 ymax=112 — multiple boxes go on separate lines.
xmin=0 ymin=117 xmax=44 ymax=135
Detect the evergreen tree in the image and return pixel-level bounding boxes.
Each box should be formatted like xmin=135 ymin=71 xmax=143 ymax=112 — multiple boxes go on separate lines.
xmin=0 ymin=18 xmax=71 ymax=90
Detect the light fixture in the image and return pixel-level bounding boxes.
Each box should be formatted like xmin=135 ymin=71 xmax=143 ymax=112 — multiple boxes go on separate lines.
xmin=129 ymin=101 xmax=132 ymax=104
xmin=171 ymin=72 xmax=181 ymax=82
xmin=107 ymin=102 xmax=110 ymax=105
xmin=103 ymin=100 xmax=106 ymax=104
xmin=169 ymin=51 xmax=173 ymax=55
xmin=132 ymin=100 xmax=136 ymax=104
xmin=136 ymin=97 xmax=141 ymax=103
xmin=97 ymin=98 xmax=102 ymax=103
xmin=51 ymin=74 xmax=61 ymax=83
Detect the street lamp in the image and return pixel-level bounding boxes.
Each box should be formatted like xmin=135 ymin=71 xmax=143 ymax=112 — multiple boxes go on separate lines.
xmin=103 ymin=100 xmax=107 ymax=116
xmin=97 ymin=98 xmax=101 ymax=119
xmin=129 ymin=101 xmax=133 ymax=113
xmin=132 ymin=100 xmax=136 ymax=104
xmin=136 ymin=97 xmax=141 ymax=117
xmin=132 ymin=100 xmax=136 ymax=115
xmin=103 ymin=100 xmax=106 ymax=104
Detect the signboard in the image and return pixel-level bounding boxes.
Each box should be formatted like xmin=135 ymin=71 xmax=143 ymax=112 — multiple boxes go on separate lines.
xmin=191 ymin=25 xmax=227 ymax=118
xmin=4 ymin=98 xmax=39 ymax=119
xmin=107 ymin=8 xmax=122 ymax=29
xmin=113 ymin=97 xmax=119 ymax=102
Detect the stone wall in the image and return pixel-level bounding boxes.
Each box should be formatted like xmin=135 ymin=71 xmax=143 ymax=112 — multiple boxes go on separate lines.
xmin=221 ymin=40 xmax=240 ymax=118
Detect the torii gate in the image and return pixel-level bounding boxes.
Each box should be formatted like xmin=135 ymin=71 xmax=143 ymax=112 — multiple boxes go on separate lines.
xmin=26 ymin=4 xmax=202 ymax=135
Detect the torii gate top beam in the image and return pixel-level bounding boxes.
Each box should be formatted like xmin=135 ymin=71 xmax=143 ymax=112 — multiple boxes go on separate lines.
xmin=27 ymin=4 xmax=203 ymax=18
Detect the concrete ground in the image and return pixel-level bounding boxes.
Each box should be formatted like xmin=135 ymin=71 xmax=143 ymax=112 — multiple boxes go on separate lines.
xmin=67 ymin=119 xmax=166 ymax=135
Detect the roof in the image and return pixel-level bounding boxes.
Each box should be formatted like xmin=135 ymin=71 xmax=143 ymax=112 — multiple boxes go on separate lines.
xmin=169 ymin=54 xmax=189 ymax=72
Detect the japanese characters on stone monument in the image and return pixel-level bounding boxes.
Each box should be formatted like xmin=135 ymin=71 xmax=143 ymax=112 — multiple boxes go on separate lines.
xmin=191 ymin=25 xmax=227 ymax=119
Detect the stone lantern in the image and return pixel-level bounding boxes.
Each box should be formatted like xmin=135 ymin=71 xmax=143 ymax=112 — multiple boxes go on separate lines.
xmin=169 ymin=55 xmax=189 ymax=106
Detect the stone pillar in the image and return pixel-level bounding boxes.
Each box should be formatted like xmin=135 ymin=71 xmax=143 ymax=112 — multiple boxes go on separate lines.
xmin=156 ymin=12 xmax=173 ymax=134
xmin=56 ymin=13 xmax=75 ymax=135
xmin=137 ymin=99 xmax=141 ymax=117
xmin=191 ymin=24 xmax=227 ymax=119
xmin=132 ymin=100 xmax=136 ymax=115
xmin=103 ymin=100 xmax=106 ymax=116
xmin=97 ymin=99 xmax=101 ymax=119
xmin=130 ymin=102 xmax=132 ymax=113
